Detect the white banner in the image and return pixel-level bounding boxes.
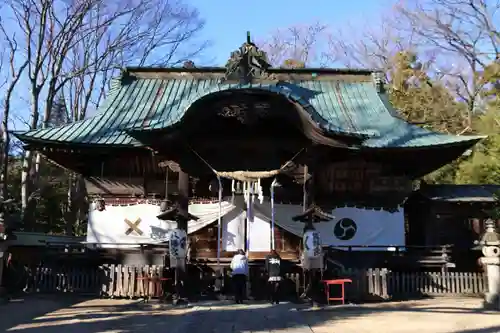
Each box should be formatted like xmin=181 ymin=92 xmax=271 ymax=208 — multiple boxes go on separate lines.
xmin=314 ymin=207 xmax=405 ymax=251
xmin=86 ymin=201 xmax=235 ymax=248
xmin=254 ymin=202 xmax=405 ymax=251
xmin=222 ymin=211 xmax=271 ymax=252
xmin=249 ymin=215 xmax=271 ymax=252
xmin=222 ymin=211 xmax=245 ymax=251
xmin=87 ymin=199 xmax=405 ymax=251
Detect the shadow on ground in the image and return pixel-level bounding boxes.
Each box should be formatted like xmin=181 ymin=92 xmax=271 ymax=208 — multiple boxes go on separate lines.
xmin=0 ymin=295 xmax=99 ymax=332
xmin=2 ymin=297 xmax=500 ymax=332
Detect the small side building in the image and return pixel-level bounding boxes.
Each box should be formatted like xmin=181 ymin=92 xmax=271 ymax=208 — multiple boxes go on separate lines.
xmin=406 ymin=184 xmax=500 ymax=271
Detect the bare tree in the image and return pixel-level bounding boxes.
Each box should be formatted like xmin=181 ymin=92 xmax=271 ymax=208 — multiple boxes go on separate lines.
xmin=395 ymin=0 xmax=500 ymax=122
xmin=1 ymin=0 xmax=207 ymax=231
xmin=258 ymin=22 xmax=329 ymax=67
xmin=326 ymin=11 xmax=420 ymax=80
xmin=0 ymin=20 xmax=29 ymax=210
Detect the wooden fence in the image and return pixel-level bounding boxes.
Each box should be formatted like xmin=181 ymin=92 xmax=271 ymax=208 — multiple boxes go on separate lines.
xmin=341 ymin=268 xmax=487 ymax=301
xmin=16 ymin=264 xmax=488 ymax=301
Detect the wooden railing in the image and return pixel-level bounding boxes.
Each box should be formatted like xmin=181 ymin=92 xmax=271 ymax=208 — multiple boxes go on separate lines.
xmin=22 ymin=265 xmax=169 ymax=298
xmin=341 ymin=268 xmax=487 ymax=301
xmin=15 ymin=264 xmax=488 ymax=301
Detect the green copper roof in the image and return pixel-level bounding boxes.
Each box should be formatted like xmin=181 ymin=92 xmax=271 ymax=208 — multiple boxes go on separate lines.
xmin=418 ymin=184 xmax=500 ymax=202
xmin=14 ymin=68 xmax=484 ymax=149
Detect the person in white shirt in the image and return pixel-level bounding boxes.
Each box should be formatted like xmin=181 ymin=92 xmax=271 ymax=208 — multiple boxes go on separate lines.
xmin=230 ymin=249 xmax=248 ymax=304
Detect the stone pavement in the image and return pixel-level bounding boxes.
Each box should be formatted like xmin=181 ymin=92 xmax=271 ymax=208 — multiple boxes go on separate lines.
xmin=2 ymin=297 xmax=500 ymax=333
xmin=1 ymin=298 xmax=314 ymax=333
xmin=174 ymin=301 xmax=313 ymax=333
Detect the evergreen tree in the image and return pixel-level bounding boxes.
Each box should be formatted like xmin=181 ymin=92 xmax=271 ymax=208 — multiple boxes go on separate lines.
xmin=388 ymin=51 xmax=469 ymax=135
xmin=281 ymin=59 xmax=305 ymax=69
xmin=48 ymin=95 xmax=69 ymax=127
xmin=455 ymin=107 xmax=500 ymax=184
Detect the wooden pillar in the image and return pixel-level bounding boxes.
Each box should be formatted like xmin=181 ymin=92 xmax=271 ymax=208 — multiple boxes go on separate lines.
xmin=308 ymin=162 xmax=316 ymax=208
xmin=243 ymin=206 xmax=248 ymax=253
xmin=175 ymin=169 xmax=189 ymax=302
xmin=177 ymin=170 xmax=189 ymax=231
xmin=0 ymin=244 xmax=7 ymax=297
xmin=307 ymin=160 xmax=321 ymax=306
xmin=0 ymin=252 xmax=4 ymax=292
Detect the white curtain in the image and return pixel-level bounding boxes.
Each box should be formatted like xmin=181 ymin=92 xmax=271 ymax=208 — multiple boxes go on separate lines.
xmin=222 ymin=211 xmax=245 ymax=251
xmin=188 ymin=201 xmax=235 ymax=233
xmin=249 ymin=215 xmax=271 ymax=251
xmin=254 ymin=200 xmax=305 ymax=236
xmin=87 ymin=200 xmax=236 ymax=248
xmin=254 ymin=200 xmax=405 ymax=251
xmin=87 ymin=199 xmax=405 ymax=251
xmin=315 ymin=207 xmax=405 ymax=250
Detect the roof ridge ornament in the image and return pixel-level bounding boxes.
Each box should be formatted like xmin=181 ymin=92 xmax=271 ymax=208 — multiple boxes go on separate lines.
xmin=221 ymin=31 xmax=275 ymax=84
xmin=120 ymin=68 xmax=136 ymax=85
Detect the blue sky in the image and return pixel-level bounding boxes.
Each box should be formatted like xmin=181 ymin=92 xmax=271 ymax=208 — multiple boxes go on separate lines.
xmin=192 ymin=0 xmax=396 ymax=65
xmin=4 ymin=0 xmax=398 ymax=132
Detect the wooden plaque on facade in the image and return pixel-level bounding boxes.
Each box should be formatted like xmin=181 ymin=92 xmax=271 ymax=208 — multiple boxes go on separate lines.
xmin=318 ymin=160 xmax=412 ymax=196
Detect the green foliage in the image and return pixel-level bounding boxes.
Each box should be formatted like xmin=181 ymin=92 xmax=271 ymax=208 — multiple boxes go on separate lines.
xmin=480 ymin=61 xmax=500 ymax=101
xmin=455 ymin=108 xmax=500 ymax=184
xmin=385 ymin=52 xmax=500 ymax=185
xmin=7 ymin=155 xmax=70 ymax=234
xmin=388 ymin=51 xmax=468 ymax=135
xmin=489 ymin=193 xmax=500 ymax=220
xmin=423 ymin=160 xmax=463 ymax=184
xmin=281 ymin=59 xmax=305 ymax=69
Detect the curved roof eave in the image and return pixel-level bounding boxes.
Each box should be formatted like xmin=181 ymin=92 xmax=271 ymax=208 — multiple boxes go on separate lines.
xmin=10 ymin=72 xmax=486 ymax=152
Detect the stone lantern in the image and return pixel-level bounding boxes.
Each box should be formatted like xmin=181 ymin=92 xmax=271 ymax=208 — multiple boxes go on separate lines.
xmin=479 ymin=219 xmax=500 ymax=310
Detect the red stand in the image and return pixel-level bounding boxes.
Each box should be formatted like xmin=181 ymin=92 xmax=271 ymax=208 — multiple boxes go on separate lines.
xmin=321 ymin=279 xmax=352 ymax=305
xmin=137 ymin=276 xmax=171 ymax=302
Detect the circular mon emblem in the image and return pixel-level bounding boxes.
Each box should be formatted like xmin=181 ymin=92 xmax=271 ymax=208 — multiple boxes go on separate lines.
xmin=334 ymin=218 xmax=357 ymax=241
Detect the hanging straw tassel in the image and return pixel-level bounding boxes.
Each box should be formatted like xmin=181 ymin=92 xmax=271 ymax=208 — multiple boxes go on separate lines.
xmin=243 ymin=181 xmax=249 ymax=204
xmin=231 ymin=179 xmax=235 ymax=204
xmin=257 ymin=178 xmax=264 ymax=204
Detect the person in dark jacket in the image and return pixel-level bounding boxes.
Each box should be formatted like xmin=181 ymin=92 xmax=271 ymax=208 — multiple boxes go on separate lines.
xmin=265 ymin=249 xmax=282 ymax=304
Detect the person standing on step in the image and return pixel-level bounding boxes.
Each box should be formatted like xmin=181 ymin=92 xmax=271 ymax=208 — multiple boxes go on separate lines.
xmin=265 ymin=249 xmax=282 ymax=304
xmin=230 ymin=249 xmax=248 ymax=304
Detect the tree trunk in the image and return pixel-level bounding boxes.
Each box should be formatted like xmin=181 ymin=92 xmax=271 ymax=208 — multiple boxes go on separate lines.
xmin=75 ymin=175 xmax=88 ymax=236
xmin=20 ymin=150 xmax=33 ymax=229
xmin=0 ymin=110 xmax=9 ymax=200
xmin=65 ymin=173 xmax=75 ymax=236
xmin=21 ymin=94 xmax=40 ymax=230
xmin=0 ymin=106 xmax=10 ymax=228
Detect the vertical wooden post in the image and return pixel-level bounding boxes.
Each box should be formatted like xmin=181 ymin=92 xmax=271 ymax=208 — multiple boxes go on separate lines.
xmin=0 ymin=245 xmax=8 ymax=297
xmin=307 ymin=160 xmax=321 ymax=306
xmin=0 ymin=251 xmax=4 ymax=295
xmin=177 ymin=170 xmax=189 ymax=231
xmin=243 ymin=205 xmax=248 ymax=253
xmin=302 ymin=165 xmax=308 ymax=212
xmin=175 ymin=169 xmax=189 ymax=301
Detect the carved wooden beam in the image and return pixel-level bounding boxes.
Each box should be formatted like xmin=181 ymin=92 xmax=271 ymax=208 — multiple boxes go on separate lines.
xmin=156 ymin=204 xmax=199 ymax=221
xmin=292 ymin=205 xmax=333 ymax=223
xmin=190 ymin=138 xmax=307 ymax=151
xmin=158 ymin=160 xmax=181 ymax=172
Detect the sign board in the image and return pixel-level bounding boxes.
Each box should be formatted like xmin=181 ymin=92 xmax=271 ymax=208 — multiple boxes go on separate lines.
xmin=318 ymin=160 xmax=412 ymax=196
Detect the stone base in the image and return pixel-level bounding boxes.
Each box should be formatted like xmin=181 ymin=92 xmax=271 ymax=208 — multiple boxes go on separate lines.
xmin=214 ymin=271 xmax=223 ymax=292
xmin=483 ymin=292 xmax=500 ymax=310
